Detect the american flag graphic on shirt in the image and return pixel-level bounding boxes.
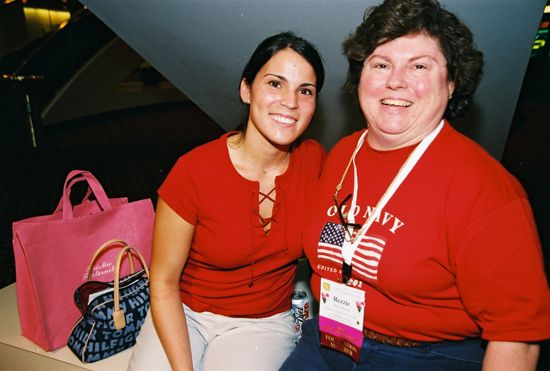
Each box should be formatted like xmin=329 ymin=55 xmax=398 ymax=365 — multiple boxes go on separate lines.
xmin=318 ymin=222 xmax=386 ymax=281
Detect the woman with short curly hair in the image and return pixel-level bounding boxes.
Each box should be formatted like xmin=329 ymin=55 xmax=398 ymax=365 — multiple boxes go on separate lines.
xmin=281 ymin=0 xmax=549 ymax=370
xmin=342 ymin=0 xmax=483 ymax=120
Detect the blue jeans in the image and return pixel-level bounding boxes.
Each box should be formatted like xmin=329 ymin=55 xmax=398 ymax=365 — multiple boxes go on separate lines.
xmin=279 ymin=318 xmax=484 ymax=371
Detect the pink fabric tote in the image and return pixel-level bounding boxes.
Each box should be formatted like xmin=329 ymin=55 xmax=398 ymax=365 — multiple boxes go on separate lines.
xmin=12 ymin=170 xmax=154 ymax=351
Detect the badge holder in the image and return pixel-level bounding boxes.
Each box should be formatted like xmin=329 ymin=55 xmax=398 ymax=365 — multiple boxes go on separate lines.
xmin=319 ymin=278 xmax=365 ymax=361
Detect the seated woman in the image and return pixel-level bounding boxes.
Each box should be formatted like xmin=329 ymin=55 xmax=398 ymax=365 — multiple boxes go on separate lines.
xmin=128 ymin=32 xmax=326 ymax=371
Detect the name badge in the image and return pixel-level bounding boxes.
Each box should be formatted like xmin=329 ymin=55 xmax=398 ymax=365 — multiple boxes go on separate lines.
xmin=319 ymin=278 xmax=365 ymax=361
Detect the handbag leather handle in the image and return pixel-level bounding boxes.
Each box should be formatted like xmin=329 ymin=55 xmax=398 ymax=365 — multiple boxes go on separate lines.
xmin=58 ymin=170 xmax=113 ymax=219
xmin=113 ymin=246 xmax=150 ymax=330
xmin=86 ymin=239 xmax=135 ymax=281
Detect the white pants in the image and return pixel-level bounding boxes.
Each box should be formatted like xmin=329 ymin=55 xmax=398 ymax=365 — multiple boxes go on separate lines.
xmin=128 ymin=304 xmax=298 ymax=371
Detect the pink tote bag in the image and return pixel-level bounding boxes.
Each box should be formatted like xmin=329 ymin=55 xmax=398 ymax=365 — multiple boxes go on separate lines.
xmin=12 ymin=170 xmax=155 ymax=351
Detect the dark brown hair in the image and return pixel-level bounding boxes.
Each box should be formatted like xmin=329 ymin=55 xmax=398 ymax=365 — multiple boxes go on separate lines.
xmin=343 ymin=0 xmax=483 ymax=119
xmin=241 ymin=31 xmax=324 ymax=93
xmin=235 ymin=31 xmax=325 ymax=141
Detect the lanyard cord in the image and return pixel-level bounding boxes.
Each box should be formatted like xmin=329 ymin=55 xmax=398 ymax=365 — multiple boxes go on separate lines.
xmin=333 ymin=130 xmax=367 ymax=205
xmin=340 ymin=120 xmax=445 ymax=265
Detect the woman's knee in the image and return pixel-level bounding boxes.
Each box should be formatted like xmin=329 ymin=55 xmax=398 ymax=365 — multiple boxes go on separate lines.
xmin=203 ymin=319 xmax=296 ymax=371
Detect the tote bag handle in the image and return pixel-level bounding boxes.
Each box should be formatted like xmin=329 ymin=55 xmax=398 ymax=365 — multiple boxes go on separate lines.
xmin=54 ymin=172 xmax=93 ymax=211
xmin=55 ymin=170 xmax=113 ymax=219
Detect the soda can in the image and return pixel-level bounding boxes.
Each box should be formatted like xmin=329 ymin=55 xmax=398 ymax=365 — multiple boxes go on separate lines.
xmin=291 ymin=289 xmax=310 ymax=334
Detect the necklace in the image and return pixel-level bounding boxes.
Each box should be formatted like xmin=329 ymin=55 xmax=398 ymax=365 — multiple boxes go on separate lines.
xmin=244 ymin=152 xmax=290 ymax=175
xmin=227 ymin=133 xmax=290 ymax=176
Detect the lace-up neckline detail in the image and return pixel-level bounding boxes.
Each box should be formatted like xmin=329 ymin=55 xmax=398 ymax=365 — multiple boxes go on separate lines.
xmin=257 ymin=187 xmax=276 ymax=235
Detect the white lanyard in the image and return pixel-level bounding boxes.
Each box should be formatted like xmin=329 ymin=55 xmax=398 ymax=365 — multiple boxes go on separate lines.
xmin=341 ymin=120 xmax=445 ymax=266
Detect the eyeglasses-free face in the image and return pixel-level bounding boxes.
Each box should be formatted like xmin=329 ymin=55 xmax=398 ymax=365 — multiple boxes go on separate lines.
xmin=358 ymin=33 xmax=454 ymax=151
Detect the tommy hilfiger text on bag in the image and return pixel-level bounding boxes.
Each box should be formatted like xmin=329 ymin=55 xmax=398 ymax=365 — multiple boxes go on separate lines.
xmin=68 ymin=240 xmax=150 ymax=363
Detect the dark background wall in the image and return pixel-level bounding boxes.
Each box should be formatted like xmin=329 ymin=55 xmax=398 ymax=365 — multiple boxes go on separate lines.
xmin=0 ymin=1 xmax=548 ymax=367
xmin=81 ymin=0 xmax=546 ymax=160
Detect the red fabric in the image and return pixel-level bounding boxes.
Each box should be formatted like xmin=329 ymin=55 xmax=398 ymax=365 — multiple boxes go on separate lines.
xmin=159 ymin=133 xmax=325 ymax=317
xmin=306 ymin=122 xmax=550 ymax=342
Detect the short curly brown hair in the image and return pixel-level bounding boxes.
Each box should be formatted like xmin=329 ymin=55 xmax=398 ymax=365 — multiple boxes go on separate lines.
xmin=343 ymin=0 xmax=483 ymax=119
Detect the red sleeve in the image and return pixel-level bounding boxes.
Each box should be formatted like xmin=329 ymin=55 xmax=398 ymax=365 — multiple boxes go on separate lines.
xmin=157 ymin=154 xmax=199 ymax=225
xmin=455 ymin=196 xmax=550 ymax=341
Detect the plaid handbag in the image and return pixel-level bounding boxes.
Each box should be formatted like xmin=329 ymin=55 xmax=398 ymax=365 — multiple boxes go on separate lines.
xmin=68 ymin=240 xmax=150 ymax=363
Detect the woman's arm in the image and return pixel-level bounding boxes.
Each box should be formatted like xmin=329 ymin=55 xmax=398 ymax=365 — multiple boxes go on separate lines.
xmin=483 ymin=341 xmax=540 ymax=371
xmin=149 ymin=198 xmax=195 ymax=371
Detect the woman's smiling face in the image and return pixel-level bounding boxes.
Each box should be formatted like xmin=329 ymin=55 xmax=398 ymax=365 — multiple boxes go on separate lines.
xmin=358 ymin=33 xmax=455 ymax=150
xmin=241 ymin=48 xmax=317 ymax=149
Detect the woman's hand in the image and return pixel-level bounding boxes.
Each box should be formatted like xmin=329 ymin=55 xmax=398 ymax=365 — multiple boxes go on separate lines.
xmin=150 ymin=198 xmax=195 ymax=371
